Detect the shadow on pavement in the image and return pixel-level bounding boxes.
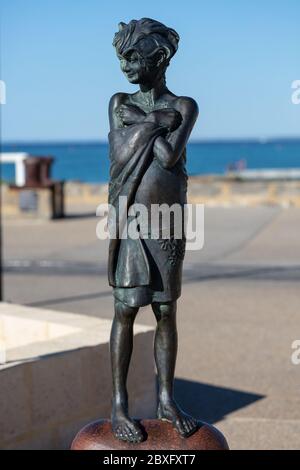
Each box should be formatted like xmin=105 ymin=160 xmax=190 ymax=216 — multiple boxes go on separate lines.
xmin=183 ymin=264 xmax=300 ymax=283
xmin=26 ymin=290 xmax=111 ymax=308
xmin=63 ymin=212 xmax=96 ymax=220
xmin=174 ymin=377 xmax=264 ymax=424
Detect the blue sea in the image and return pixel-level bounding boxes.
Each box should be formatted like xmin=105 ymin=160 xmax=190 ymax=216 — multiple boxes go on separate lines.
xmin=2 ymin=140 xmax=300 ymax=183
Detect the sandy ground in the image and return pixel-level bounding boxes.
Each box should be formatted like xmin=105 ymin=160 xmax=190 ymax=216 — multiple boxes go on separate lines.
xmin=3 ymin=206 xmax=300 ymax=449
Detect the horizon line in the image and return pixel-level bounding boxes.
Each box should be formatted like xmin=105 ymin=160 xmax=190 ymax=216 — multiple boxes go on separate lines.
xmin=2 ymin=136 xmax=300 ymax=146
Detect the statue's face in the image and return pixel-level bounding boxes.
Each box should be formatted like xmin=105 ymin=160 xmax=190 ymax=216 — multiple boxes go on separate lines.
xmin=118 ymin=49 xmax=158 ymax=85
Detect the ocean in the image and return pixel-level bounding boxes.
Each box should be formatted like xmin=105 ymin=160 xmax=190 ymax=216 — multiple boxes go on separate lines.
xmin=2 ymin=140 xmax=300 ymax=183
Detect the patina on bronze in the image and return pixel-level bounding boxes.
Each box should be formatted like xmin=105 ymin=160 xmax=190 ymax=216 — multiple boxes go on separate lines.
xmin=108 ymin=18 xmax=199 ymax=444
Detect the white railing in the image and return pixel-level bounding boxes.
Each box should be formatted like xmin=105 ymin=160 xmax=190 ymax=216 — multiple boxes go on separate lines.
xmin=0 ymin=152 xmax=29 ymax=186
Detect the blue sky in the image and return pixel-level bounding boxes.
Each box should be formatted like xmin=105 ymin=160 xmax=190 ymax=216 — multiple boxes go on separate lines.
xmin=1 ymin=0 xmax=299 ymax=141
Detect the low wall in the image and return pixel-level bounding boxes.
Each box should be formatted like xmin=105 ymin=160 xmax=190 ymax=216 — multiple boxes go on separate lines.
xmin=63 ymin=178 xmax=300 ymax=208
xmin=43 ymin=178 xmax=300 ymax=210
xmin=187 ymin=176 xmax=300 ymax=207
xmin=3 ymin=177 xmax=300 ymax=220
xmin=0 ymin=303 xmax=156 ymax=450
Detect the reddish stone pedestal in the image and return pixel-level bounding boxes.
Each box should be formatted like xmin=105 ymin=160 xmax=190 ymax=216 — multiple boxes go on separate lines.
xmin=71 ymin=419 xmax=229 ymax=450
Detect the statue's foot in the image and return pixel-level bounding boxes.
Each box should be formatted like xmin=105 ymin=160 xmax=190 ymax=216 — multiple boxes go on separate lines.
xmin=157 ymin=399 xmax=198 ymax=438
xmin=111 ymin=410 xmax=144 ymax=443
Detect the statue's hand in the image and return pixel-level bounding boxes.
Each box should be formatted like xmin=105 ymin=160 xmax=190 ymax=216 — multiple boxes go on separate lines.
xmin=145 ymin=108 xmax=183 ymax=132
xmin=117 ymin=104 xmax=146 ymax=126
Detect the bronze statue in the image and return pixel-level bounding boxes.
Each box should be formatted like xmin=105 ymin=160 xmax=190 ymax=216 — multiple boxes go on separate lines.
xmin=108 ymin=18 xmax=199 ymax=443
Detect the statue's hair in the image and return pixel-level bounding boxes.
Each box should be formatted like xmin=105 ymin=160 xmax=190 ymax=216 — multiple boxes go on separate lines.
xmin=113 ymin=18 xmax=179 ymax=66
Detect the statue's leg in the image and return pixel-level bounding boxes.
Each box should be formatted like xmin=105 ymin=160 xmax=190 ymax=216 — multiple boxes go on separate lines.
xmin=110 ymin=298 xmax=144 ymax=443
xmin=152 ymin=300 xmax=198 ymax=437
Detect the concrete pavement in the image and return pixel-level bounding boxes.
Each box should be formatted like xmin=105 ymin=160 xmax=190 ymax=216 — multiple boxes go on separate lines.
xmin=3 ymin=206 xmax=300 ymax=449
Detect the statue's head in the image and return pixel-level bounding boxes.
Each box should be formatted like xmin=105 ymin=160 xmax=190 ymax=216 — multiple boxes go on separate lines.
xmin=113 ymin=18 xmax=179 ymax=84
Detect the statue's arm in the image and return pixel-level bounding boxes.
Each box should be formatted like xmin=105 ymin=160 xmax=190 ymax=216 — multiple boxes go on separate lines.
xmin=108 ymin=93 xmax=127 ymax=130
xmin=152 ymin=97 xmax=199 ymax=169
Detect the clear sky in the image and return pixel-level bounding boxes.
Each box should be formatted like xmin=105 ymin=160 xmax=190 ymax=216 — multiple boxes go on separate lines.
xmin=1 ymin=0 xmax=299 ymax=141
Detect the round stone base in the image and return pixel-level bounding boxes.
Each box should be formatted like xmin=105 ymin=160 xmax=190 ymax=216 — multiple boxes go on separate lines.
xmin=71 ymin=419 xmax=229 ymax=450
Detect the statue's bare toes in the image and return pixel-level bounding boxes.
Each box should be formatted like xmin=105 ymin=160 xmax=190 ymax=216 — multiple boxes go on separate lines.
xmin=158 ymin=401 xmax=198 ymax=438
xmin=124 ymin=425 xmax=134 ymax=439
xmin=112 ymin=419 xmax=143 ymax=443
xmin=175 ymin=417 xmax=187 ymax=436
xmin=113 ymin=423 xmax=128 ymax=441
xmin=114 ymin=424 xmax=125 ymax=440
xmin=125 ymin=424 xmax=142 ymax=443
xmin=182 ymin=415 xmax=198 ymax=436
xmin=123 ymin=425 xmax=134 ymax=442
xmin=128 ymin=422 xmax=144 ymax=443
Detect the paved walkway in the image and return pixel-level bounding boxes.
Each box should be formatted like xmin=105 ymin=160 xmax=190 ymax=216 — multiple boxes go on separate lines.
xmin=3 ymin=207 xmax=300 ymax=449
